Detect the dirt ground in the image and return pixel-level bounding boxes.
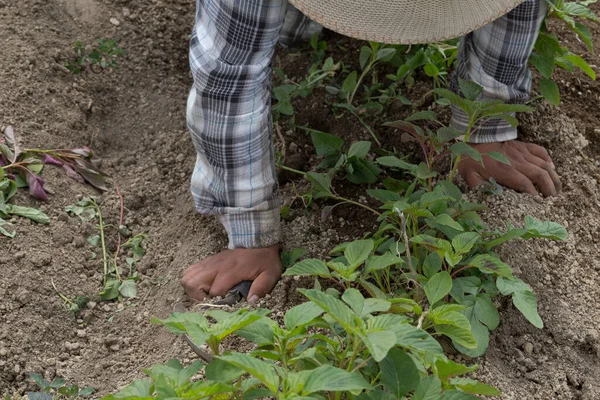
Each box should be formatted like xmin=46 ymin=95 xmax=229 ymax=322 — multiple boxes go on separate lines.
xmin=1 ymin=0 xmax=600 ymax=398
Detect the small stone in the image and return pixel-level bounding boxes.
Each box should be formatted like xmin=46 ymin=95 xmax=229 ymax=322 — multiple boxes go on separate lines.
xmin=110 ymin=17 xmax=120 ymax=26
xmin=175 ymin=153 xmax=185 ymax=163
xmin=87 ymin=301 xmax=97 ymax=310
xmin=64 ymin=342 xmax=80 ymax=351
xmin=0 ymin=348 xmax=8 ymax=356
xmin=523 ymin=342 xmax=534 ymax=355
xmin=109 ymin=344 xmax=120 ymax=352
xmin=102 ymin=304 xmax=111 ymax=312
xmin=44 ymin=358 xmax=56 ymax=366
xmin=76 ymin=330 xmax=86 ymax=338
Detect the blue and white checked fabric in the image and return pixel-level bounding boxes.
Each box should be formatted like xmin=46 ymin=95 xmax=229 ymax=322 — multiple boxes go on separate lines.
xmin=187 ymin=0 xmax=543 ymax=249
xmin=450 ymin=0 xmax=548 ymax=142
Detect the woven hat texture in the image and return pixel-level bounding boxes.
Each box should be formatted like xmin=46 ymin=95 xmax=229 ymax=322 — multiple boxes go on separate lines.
xmin=289 ymin=0 xmax=525 ymax=44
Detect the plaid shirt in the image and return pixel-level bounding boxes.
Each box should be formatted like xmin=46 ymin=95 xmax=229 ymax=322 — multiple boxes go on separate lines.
xmin=187 ymin=0 xmax=546 ymax=249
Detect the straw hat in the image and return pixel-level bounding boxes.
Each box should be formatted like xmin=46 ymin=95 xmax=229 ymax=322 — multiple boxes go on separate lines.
xmin=289 ymin=0 xmax=525 ymax=44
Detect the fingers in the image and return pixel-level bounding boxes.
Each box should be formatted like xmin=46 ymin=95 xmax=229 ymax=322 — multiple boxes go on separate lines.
xmin=493 ymin=165 xmax=538 ymax=196
xmin=462 ymin=167 xmax=487 ymax=189
xmin=209 ymin=269 xmax=246 ymax=298
xmin=525 ymin=143 xmax=554 ymax=166
xmin=181 ymin=262 xmax=216 ymax=301
xmin=247 ymin=270 xmax=281 ymax=303
xmin=523 ymin=153 xmax=562 ymax=195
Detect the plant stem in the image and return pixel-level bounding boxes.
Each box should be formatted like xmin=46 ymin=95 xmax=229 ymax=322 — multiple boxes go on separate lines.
xmin=449 ymin=119 xmax=475 ymax=181
xmin=278 ymin=164 xmax=306 ymax=176
xmin=351 ymin=110 xmax=381 ymax=147
xmin=93 ymin=200 xmax=113 ymax=284
xmin=349 ymin=61 xmax=373 ymax=105
xmin=334 ymin=196 xmax=381 ymax=217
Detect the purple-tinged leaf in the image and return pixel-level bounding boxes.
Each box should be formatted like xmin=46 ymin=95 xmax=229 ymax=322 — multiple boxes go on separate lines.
xmin=70 ymin=147 xmax=93 ymax=158
xmin=43 ymin=154 xmax=63 ymax=166
xmin=4 ymin=126 xmax=21 ymax=162
xmin=62 ymin=164 xmax=85 ymax=184
xmin=73 ymin=158 xmax=109 ymax=191
xmin=0 ymin=156 xmax=6 ymax=167
xmin=321 ymin=205 xmax=335 ymax=222
xmin=25 ymin=170 xmax=48 ymax=201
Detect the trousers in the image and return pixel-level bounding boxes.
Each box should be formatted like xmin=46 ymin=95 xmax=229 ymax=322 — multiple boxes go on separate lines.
xmin=186 ymin=0 xmax=548 ymax=249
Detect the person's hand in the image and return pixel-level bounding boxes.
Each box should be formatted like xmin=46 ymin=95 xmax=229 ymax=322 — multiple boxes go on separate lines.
xmin=458 ymin=140 xmax=561 ymax=197
xmin=181 ymin=244 xmax=282 ymax=303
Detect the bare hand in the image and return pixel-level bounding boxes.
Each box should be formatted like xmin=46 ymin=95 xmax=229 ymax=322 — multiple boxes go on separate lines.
xmin=181 ymin=245 xmax=282 ymax=303
xmin=458 ymin=140 xmax=561 ymax=197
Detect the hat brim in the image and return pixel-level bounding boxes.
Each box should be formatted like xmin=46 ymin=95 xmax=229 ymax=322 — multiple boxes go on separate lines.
xmin=289 ymin=0 xmax=525 ymax=44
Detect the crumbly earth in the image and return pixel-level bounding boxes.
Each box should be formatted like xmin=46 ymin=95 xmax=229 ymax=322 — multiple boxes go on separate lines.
xmin=0 ymin=0 xmax=599 ymax=398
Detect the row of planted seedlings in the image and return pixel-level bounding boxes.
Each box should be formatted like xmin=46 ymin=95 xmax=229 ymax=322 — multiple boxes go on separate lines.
xmin=103 ymin=82 xmax=566 ymax=399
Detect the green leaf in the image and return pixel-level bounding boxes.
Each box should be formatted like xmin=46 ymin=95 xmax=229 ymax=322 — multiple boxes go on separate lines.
xmin=433 ymin=311 xmax=477 ymax=349
xmin=435 ymin=358 xmax=478 ymax=380
xmin=306 ymin=172 xmax=332 ymax=197
xmin=450 ymin=378 xmax=501 ymax=396
xmin=365 ymin=253 xmax=403 ymax=274
xmin=100 ymin=279 xmax=121 ymax=300
xmin=345 ymin=239 xmax=374 ymax=269
xmin=366 ymin=189 xmax=402 ymax=203
xmin=413 ymin=376 xmax=442 ymax=400
xmin=119 ymin=280 xmax=137 ymax=298
xmin=486 ymin=151 xmax=510 ymax=165
xmin=376 ymin=156 xmax=418 ymax=173
xmin=474 ymin=294 xmax=499 ymax=330
xmin=7 ymin=205 xmax=49 ymax=224
xmin=342 ymin=71 xmax=358 ymax=95
xmin=423 ymin=253 xmax=442 ymax=278
xmin=424 ymin=271 xmax=453 ymax=305
xmin=562 ymin=53 xmax=596 ymax=80
xmin=433 ymin=88 xmax=476 ymax=116
xmin=218 ymin=353 xmax=279 ymax=394
xmin=299 ymin=289 xmax=358 ymax=332
xmin=0 ymin=217 xmax=15 ymax=238
xmin=539 ymin=79 xmax=560 ymax=105
xmin=359 ymin=46 xmax=373 ymax=70
xmin=529 ymin=52 xmax=555 ymax=79
xmin=283 ymin=259 xmax=331 ymax=277
xmin=87 ymin=234 xmax=100 ymax=247
xmin=284 ymin=302 xmax=324 ymax=329
xmin=376 ymin=47 xmax=396 ymax=62
xmin=437 ymin=127 xmax=464 ymax=143
xmin=458 ymin=79 xmax=483 ymax=101
xmin=468 ymin=254 xmax=513 ymax=277
xmin=441 ymin=391 xmax=480 ymax=400
xmin=310 ymin=130 xmax=344 ymax=156
xmin=348 ymin=141 xmax=371 ymax=159
xmin=405 ymin=110 xmax=437 ymax=122
xmin=379 ymin=348 xmax=420 ymax=397
xmin=452 ymin=232 xmax=480 ymax=255
xmin=303 ymin=365 xmax=371 ymax=394
xmin=103 ymin=379 xmax=152 ymax=399
xmin=513 ymin=290 xmax=544 ymax=328
xmin=342 ymin=288 xmax=390 ymax=318
xmin=450 ymin=142 xmax=482 ymax=164
xmin=437 ymin=180 xmax=463 ymax=202
xmin=205 ymin=358 xmax=244 ymax=382
xmin=453 ymin=311 xmax=490 ymax=357
xmin=523 ymin=215 xmax=567 ymax=240
xmin=429 ymin=214 xmax=464 ymax=232
xmin=363 ymin=330 xmax=397 ymax=362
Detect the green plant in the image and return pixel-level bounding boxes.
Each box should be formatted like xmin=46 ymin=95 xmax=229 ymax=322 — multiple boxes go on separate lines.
xmin=529 ymin=0 xmax=598 ymax=104
xmin=66 ymin=196 xmax=146 ymax=301
xmin=0 ymin=126 xmax=108 ymax=237
xmin=51 ymin=279 xmax=89 ymax=314
xmin=65 ymin=39 xmax=126 ymax=74
xmin=106 ymin=288 xmax=500 ymax=399
xmin=272 ymin=57 xmax=340 ymax=122
xmin=27 ymin=373 xmax=94 ymax=399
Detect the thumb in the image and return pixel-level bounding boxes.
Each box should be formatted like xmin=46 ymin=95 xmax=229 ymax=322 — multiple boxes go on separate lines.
xmin=247 ymin=270 xmax=280 ymax=304
xmin=463 ymin=169 xmax=485 ymax=189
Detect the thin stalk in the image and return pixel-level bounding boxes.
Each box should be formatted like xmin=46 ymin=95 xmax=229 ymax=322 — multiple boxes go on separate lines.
xmin=351 ymin=110 xmax=381 ymax=147
xmin=333 ymin=196 xmax=381 ymax=217
xmin=349 ymin=61 xmax=373 ymax=105
xmin=448 ymin=119 xmax=475 ymax=181
xmin=92 ymin=200 xmax=113 ymax=284
xmin=278 ymin=164 xmax=306 ymax=176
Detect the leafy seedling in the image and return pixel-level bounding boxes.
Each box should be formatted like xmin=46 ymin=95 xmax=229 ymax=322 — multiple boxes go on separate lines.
xmin=65 ymin=39 xmax=126 ymax=74
xmin=28 ymin=373 xmax=94 ymax=399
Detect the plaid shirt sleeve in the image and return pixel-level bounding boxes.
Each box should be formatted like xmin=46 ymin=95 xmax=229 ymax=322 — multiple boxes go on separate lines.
xmin=187 ymin=0 xmax=545 ymax=249
xmin=449 ymin=0 xmax=548 ymax=143
xmin=186 ymin=1 xmax=320 ymax=250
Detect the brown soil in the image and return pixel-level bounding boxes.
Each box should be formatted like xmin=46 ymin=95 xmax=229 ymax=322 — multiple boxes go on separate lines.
xmin=1 ymin=1 xmax=599 ymax=399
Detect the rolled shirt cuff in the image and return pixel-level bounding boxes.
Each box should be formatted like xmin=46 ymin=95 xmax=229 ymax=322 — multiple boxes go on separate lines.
xmin=219 ymin=208 xmax=281 ymax=250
